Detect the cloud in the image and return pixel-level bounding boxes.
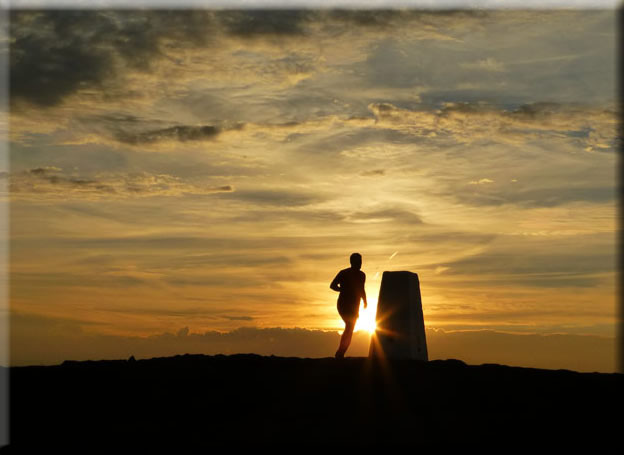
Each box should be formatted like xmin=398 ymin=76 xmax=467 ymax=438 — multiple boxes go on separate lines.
xmin=469 ymin=178 xmax=494 ymax=185
xmin=439 ymin=233 xmax=615 ymax=287
xmin=218 ymin=188 xmax=325 ymax=207
xmin=49 ymin=115 xmax=249 ymax=150
xmin=46 ymin=113 xmax=359 ymax=150
xmin=220 ymin=10 xmax=312 ymax=37
xmin=7 ymin=167 xmax=235 ymax=200
xmin=4 ymin=10 xmax=362 ymax=109
xmin=507 ymin=187 xmax=615 ymax=208
xmin=460 ymin=57 xmax=506 ymax=72
xmin=10 ymin=10 xmax=615 ymax=157
xmin=11 ymin=100 xmax=616 ymax=168
xmin=28 ymin=166 xmax=63 ymax=175
xmin=9 ymin=10 xmax=217 ymax=108
xmin=425 ymin=328 xmax=616 ymax=373
xmin=10 ymin=11 xmax=115 ymax=107
xmin=368 ymin=101 xmax=617 ymax=148
xmin=453 ymin=179 xmax=616 ymax=209
xmin=7 ymin=9 xmax=498 ymax=111
xmin=10 ymin=269 xmax=153 ymax=289
xmin=346 ymin=208 xmax=423 ymax=225
xmin=360 ymin=169 xmax=385 ymax=177
xmin=115 ymin=125 xmax=221 ymax=145
xmin=144 ymin=253 xmax=292 ymax=270
xmin=6 ymin=9 xmax=617 ymax=375
xmin=8 ymin=313 xmax=617 ymax=373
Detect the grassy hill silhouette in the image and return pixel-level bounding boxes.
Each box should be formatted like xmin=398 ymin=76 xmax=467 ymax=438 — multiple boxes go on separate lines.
xmin=4 ymin=354 xmax=622 ymax=453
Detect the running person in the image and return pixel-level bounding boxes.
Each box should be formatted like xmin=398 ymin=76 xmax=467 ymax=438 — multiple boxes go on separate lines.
xmin=330 ymin=253 xmax=367 ymax=359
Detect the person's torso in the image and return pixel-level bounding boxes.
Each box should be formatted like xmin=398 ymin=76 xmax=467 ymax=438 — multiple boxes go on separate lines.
xmin=337 ymin=268 xmax=364 ymax=302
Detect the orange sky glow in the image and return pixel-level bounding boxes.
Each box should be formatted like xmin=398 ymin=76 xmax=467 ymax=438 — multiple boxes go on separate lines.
xmin=3 ymin=8 xmax=619 ymax=372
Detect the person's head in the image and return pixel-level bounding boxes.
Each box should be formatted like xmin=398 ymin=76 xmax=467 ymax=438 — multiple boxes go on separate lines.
xmin=350 ymin=252 xmax=362 ymax=270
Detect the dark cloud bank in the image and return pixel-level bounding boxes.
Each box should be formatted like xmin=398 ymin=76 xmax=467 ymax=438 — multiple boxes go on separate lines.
xmin=8 ymin=9 xmax=331 ymax=107
xmin=10 ymin=313 xmax=617 ymax=373
xmin=10 ymin=9 xmax=217 ymax=107
xmin=9 ymin=9 xmax=488 ymax=108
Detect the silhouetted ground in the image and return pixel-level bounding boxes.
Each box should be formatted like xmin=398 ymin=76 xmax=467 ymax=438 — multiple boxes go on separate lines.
xmin=3 ymin=354 xmax=622 ymax=454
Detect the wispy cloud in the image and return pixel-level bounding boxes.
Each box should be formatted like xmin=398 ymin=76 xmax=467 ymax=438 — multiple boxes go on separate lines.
xmin=368 ymin=101 xmax=617 ymax=148
xmin=115 ymin=125 xmax=221 ymax=145
xmin=7 ymin=167 xmax=234 ymax=200
xmin=460 ymin=57 xmax=506 ymax=72
xmin=469 ymin=178 xmax=494 ymax=185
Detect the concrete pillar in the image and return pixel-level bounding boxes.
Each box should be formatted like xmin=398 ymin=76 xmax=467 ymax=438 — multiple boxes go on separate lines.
xmin=369 ymin=271 xmax=428 ymax=361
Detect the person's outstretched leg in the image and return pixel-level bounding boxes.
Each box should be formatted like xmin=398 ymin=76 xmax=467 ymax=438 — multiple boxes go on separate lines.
xmin=336 ymin=319 xmax=356 ymax=358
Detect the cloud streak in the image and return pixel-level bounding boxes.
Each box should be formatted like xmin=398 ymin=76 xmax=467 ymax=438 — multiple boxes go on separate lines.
xmin=368 ymin=101 xmax=617 ymax=148
xmin=7 ymin=167 xmax=234 ymax=200
xmin=115 ymin=125 xmax=221 ymax=145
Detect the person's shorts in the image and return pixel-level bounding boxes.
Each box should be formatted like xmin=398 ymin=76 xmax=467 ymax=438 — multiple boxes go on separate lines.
xmin=337 ymin=300 xmax=359 ymax=323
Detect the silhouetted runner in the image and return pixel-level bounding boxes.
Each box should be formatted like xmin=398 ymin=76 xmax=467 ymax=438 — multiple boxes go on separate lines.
xmin=330 ymin=253 xmax=367 ymax=359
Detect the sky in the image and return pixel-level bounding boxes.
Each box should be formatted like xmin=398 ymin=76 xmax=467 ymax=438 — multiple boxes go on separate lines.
xmin=2 ymin=7 xmax=620 ymax=372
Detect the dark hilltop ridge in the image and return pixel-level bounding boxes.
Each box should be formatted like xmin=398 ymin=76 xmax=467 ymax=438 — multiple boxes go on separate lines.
xmin=3 ymin=354 xmax=622 ymax=454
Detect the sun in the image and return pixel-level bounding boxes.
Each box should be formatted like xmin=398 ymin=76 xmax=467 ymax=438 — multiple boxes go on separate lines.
xmin=355 ymin=297 xmax=378 ymax=334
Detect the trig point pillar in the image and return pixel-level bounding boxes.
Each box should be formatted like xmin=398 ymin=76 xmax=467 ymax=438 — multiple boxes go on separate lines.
xmin=369 ymin=271 xmax=428 ymax=361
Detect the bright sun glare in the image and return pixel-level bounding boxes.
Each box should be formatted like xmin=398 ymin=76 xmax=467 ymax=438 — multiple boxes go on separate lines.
xmin=355 ymin=297 xmax=378 ymax=334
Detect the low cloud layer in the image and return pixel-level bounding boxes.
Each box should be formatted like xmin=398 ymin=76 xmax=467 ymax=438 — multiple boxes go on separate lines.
xmin=8 ymin=313 xmax=617 ymax=373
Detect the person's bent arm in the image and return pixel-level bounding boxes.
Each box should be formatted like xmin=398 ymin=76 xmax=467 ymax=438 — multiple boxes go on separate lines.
xmin=361 ymin=274 xmax=367 ymax=308
xmin=330 ymin=273 xmax=341 ymax=292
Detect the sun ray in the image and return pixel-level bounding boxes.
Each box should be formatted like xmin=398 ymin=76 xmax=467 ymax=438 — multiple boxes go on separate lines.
xmin=355 ymin=296 xmax=378 ymax=334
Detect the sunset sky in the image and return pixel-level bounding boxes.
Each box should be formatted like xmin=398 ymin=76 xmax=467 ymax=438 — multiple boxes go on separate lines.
xmin=3 ymin=6 xmax=619 ymax=371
